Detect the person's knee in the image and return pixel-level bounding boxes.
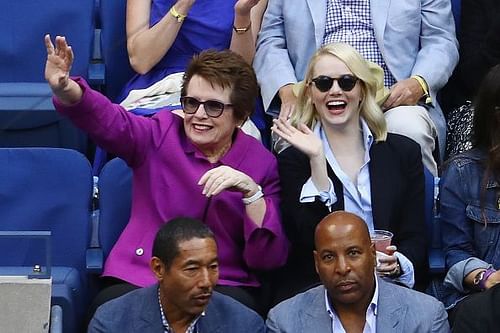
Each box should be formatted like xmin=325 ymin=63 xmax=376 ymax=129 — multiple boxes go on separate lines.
xmin=385 ymin=106 xmax=438 ymax=175
xmin=384 ymin=106 xmax=436 ymax=149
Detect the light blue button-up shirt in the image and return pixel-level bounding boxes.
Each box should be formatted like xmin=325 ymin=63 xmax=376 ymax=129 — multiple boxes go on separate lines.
xmin=300 ymin=119 xmax=374 ymax=231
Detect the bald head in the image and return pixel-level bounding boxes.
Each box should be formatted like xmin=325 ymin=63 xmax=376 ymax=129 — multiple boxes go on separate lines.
xmin=314 ymin=211 xmax=371 ymax=250
xmin=313 ymin=211 xmax=376 ymax=308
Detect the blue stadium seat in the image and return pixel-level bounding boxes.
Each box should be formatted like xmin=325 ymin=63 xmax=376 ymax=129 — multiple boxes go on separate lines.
xmin=0 ymin=148 xmax=94 ymax=333
xmin=88 ymin=158 xmax=132 ymax=276
xmin=451 ymin=0 xmax=462 ymax=32
xmin=424 ymin=167 xmax=445 ymax=275
xmin=99 ymin=0 xmax=135 ymax=102
xmin=0 ymin=1 xmax=98 ymax=153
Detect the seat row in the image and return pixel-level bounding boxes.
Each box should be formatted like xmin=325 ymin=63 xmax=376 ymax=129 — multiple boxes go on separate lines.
xmin=0 ymin=0 xmax=134 ymax=157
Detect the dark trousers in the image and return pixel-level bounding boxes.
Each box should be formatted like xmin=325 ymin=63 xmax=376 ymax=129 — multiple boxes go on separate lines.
xmin=450 ymin=283 xmax=500 ymax=332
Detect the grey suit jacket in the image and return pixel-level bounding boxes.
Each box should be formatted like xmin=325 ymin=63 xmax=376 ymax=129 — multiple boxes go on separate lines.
xmin=254 ymin=0 xmax=459 ymax=148
xmin=88 ymin=285 xmax=266 ymax=332
xmin=266 ymin=278 xmax=450 ymax=333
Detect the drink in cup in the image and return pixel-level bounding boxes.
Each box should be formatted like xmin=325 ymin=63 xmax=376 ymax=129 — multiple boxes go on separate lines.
xmin=370 ymin=230 xmax=393 ymax=254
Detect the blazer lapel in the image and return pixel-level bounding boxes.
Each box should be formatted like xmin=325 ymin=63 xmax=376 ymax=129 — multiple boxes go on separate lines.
xmin=369 ymin=0 xmax=391 ymax=47
xmin=306 ymin=0 xmax=327 ymax=49
xmin=197 ymin=300 xmax=223 ymax=333
xmin=135 ymin=285 xmax=164 ymax=331
xmin=376 ymin=279 xmax=407 ymax=333
xmin=327 ymin=164 xmax=345 ymax=211
xmin=368 ymin=142 xmax=394 ymax=231
xmin=302 ymin=287 xmax=332 ymax=331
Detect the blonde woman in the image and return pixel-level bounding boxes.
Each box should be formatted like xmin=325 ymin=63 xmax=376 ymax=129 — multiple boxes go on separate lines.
xmin=272 ymin=43 xmax=427 ymax=301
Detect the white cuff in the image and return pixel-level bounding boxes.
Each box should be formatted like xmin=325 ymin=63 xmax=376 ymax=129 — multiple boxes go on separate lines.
xmin=299 ymin=177 xmax=337 ymax=209
xmin=393 ymin=251 xmax=415 ymax=288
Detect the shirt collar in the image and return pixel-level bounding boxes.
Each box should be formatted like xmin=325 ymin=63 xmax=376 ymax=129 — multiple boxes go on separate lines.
xmin=360 ymin=118 xmax=374 ymax=152
xmin=158 ymin=287 xmax=205 ymax=333
xmin=314 ymin=118 xmax=374 ymax=153
xmin=324 ymin=272 xmax=379 ymax=320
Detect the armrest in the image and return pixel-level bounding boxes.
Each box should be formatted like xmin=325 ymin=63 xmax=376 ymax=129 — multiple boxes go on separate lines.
xmin=50 ymin=305 xmax=63 ymax=333
xmin=86 ymin=248 xmax=103 ymax=274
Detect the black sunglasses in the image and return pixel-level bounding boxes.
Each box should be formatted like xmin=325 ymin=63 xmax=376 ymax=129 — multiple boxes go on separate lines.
xmin=180 ymin=96 xmax=233 ymax=118
xmin=310 ymin=75 xmax=359 ymax=92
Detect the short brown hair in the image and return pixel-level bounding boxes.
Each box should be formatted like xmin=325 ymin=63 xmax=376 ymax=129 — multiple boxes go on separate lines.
xmin=181 ymin=50 xmax=258 ymax=122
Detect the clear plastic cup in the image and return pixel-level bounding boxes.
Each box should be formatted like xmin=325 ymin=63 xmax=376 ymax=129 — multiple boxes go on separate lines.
xmin=370 ymin=230 xmax=393 ymax=254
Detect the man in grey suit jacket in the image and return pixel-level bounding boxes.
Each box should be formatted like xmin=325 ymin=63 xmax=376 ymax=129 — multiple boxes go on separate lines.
xmin=254 ymin=0 xmax=458 ymax=175
xmin=266 ymin=211 xmax=449 ymax=332
xmin=88 ymin=218 xmax=265 ymax=332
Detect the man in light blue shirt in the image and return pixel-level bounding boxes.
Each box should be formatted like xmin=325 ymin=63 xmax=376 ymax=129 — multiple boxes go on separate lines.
xmin=266 ymin=211 xmax=449 ymax=332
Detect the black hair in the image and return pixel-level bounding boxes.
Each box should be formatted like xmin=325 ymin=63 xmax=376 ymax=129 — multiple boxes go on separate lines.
xmin=152 ymin=217 xmax=215 ymax=269
xmin=471 ymin=64 xmax=500 ymax=224
xmin=473 ymin=63 xmax=500 ymax=159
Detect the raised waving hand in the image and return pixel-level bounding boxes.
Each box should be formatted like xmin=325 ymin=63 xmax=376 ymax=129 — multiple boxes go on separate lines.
xmin=44 ymin=34 xmax=82 ymax=104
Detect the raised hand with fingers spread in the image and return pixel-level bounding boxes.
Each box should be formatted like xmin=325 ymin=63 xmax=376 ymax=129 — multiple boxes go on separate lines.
xmin=271 ymin=118 xmax=322 ymax=159
xmin=44 ymin=34 xmax=82 ymax=104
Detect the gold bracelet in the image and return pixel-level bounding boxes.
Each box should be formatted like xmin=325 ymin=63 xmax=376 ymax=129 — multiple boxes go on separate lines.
xmin=169 ymin=6 xmax=186 ymax=23
xmin=233 ymin=22 xmax=252 ymax=34
xmin=411 ymin=75 xmax=432 ymax=104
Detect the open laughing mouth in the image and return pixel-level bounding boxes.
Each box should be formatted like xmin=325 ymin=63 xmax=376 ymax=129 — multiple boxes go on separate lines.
xmin=326 ymin=100 xmax=347 ymax=114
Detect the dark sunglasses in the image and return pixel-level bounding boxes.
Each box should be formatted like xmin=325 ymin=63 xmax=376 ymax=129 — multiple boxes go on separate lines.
xmin=310 ymin=75 xmax=358 ymax=92
xmin=180 ymin=96 xmax=233 ymax=118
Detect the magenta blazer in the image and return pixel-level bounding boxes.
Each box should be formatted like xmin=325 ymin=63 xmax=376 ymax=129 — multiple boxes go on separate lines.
xmin=54 ymin=78 xmax=289 ymax=287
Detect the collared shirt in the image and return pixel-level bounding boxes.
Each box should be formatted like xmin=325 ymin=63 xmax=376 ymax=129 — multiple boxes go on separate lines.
xmin=325 ymin=273 xmax=379 ymax=333
xmin=322 ymin=0 xmax=396 ymax=88
xmin=300 ymin=119 xmax=415 ymax=288
xmin=300 ymin=119 xmax=374 ymax=231
xmin=158 ymin=287 xmax=204 ymax=333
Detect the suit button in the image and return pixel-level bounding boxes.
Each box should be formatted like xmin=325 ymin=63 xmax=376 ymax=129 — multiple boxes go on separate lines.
xmin=135 ymin=248 xmax=144 ymax=256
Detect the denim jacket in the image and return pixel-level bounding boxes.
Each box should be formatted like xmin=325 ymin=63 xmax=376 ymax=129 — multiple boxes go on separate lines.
xmin=438 ymin=148 xmax=500 ymax=308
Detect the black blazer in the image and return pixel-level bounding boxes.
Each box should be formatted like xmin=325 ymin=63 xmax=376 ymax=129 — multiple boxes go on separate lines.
xmin=277 ymin=133 xmax=428 ymax=295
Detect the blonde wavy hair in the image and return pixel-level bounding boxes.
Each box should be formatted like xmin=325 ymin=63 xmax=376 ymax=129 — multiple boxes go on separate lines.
xmin=291 ymin=43 xmax=387 ymax=142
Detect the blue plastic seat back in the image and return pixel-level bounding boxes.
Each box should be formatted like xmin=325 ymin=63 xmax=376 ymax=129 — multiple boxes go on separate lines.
xmin=0 ymin=148 xmax=93 ymax=331
xmin=424 ymin=167 xmax=434 ymax=241
xmin=0 ymin=148 xmax=92 ymax=272
xmin=98 ymin=158 xmax=132 ymax=259
xmin=451 ymin=0 xmax=462 ymax=32
xmin=423 ymin=167 xmax=445 ymax=274
xmin=0 ymin=1 xmax=94 ymax=82
xmin=0 ymin=1 xmax=94 ymax=154
xmin=100 ymin=0 xmax=135 ymax=101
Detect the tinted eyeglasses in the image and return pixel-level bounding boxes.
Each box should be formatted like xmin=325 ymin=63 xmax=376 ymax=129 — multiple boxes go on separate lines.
xmin=180 ymin=96 xmax=233 ymax=118
xmin=310 ymin=75 xmax=358 ymax=92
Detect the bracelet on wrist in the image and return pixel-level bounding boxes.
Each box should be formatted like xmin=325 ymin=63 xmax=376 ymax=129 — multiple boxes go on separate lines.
xmin=479 ymin=268 xmax=496 ymax=290
xmin=242 ymin=185 xmax=263 ymax=205
xmin=233 ymin=22 xmax=252 ymax=34
xmin=410 ymin=75 xmax=431 ymax=104
xmin=169 ymin=6 xmax=186 ymax=23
